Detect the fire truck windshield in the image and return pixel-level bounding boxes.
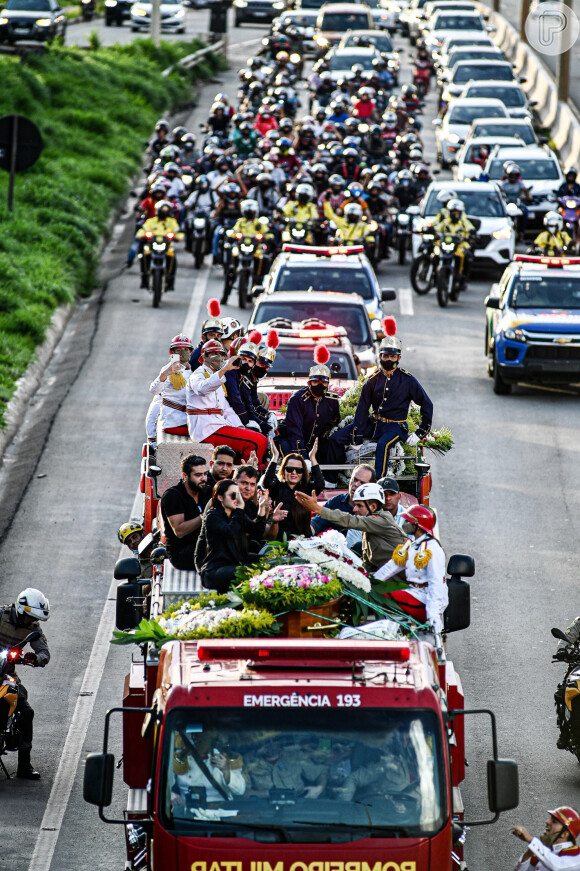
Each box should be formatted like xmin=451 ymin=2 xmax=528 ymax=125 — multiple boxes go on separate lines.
xmin=160 ymin=707 xmax=446 ymax=842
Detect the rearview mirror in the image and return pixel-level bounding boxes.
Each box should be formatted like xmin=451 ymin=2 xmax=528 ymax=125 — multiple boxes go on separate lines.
xmin=484 ymin=296 xmax=501 ymax=309
xmin=552 ymin=627 xmax=569 ymax=642
xmin=381 ymin=287 xmax=397 ymax=302
xmin=406 ymin=204 xmax=420 ymax=215
xmin=487 ymin=759 xmax=519 ymax=813
xmin=447 ymin=553 xmax=475 ymax=578
xmin=114 ymin=557 xmax=141 ymax=581
xmin=83 ymin=753 xmax=115 ymax=807
xmin=252 ymin=284 xmax=265 ymax=298
xmin=432 ymin=118 xmax=442 ymax=126
xmin=506 ymin=202 xmax=522 ymax=217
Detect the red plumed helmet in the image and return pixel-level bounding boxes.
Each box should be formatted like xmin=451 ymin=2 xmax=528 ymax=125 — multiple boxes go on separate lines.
xmin=382 ymin=316 xmax=397 ymax=336
xmin=401 ymin=505 xmax=435 ymax=534
xmin=207 ymin=298 xmax=221 ymax=318
xmin=314 ymin=344 xmax=330 ymax=365
xmin=267 ymin=329 xmax=279 ymax=349
xmin=248 ymin=329 xmax=262 ymax=345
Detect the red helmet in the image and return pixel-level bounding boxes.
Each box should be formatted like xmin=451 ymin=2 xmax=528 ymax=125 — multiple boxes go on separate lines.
xmin=549 ymin=807 xmax=580 ymax=829
xmin=229 ymin=336 xmax=246 ymax=357
xmin=169 ymin=334 xmax=193 ymax=351
xmin=201 ymin=339 xmax=226 ymax=356
xmin=401 ymin=504 xmax=435 ymax=534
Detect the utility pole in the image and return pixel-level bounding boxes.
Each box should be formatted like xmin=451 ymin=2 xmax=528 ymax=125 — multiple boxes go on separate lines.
xmin=493 ymin=0 xmax=499 ymax=13
xmin=557 ymin=0 xmax=572 ymax=102
xmin=151 ymin=0 xmax=161 ymax=45
xmin=520 ymin=0 xmax=530 ymax=43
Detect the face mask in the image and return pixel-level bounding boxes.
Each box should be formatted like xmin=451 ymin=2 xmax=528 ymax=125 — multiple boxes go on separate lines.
xmin=309 ymin=383 xmax=327 ymax=397
xmin=240 ymin=362 xmax=253 ymax=376
xmin=380 ymin=358 xmax=398 ymax=372
xmin=206 ymin=354 xmax=225 ymax=372
xmin=254 ymin=365 xmax=269 ymax=379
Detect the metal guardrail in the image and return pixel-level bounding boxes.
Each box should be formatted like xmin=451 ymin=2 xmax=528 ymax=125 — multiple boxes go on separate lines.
xmin=161 ymin=38 xmax=225 ymax=77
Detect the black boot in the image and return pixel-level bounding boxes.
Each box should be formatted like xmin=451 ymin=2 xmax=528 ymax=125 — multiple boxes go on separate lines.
xmin=17 ymin=748 xmax=40 ymax=780
xmin=140 ymin=273 xmax=149 ymax=290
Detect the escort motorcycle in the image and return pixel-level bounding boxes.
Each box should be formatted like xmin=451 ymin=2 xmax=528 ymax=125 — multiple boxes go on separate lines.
xmin=0 ymin=629 xmax=40 ymax=779
xmin=142 ymin=231 xmax=176 ymax=308
xmin=558 ymin=195 xmax=580 ymax=250
xmin=410 ymin=231 xmax=438 ymax=295
xmin=223 ymin=231 xmax=271 ymax=309
xmin=552 ymin=626 xmax=580 ymax=763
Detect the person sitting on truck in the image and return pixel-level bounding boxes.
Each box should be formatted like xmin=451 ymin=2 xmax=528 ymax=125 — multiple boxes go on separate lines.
xmin=171 ymin=732 xmax=247 ymax=806
xmin=149 ymin=334 xmax=193 ymax=438
xmin=279 ymin=361 xmax=340 ymax=472
xmin=295 ymin=483 xmax=406 ymax=573
xmin=118 ymin=522 xmax=145 ymax=554
xmin=186 ymin=340 xmax=269 ymax=465
xmin=377 ymin=477 xmax=407 ymax=528
xmin=197 ymin=480 xmax=270 ymax=593
xmin=374 ymin=505 xmax=447 ymax=635
xmin=160 ymin=454 xmax=211 ymax=572
xmin=261 ymin=440 xmax=325 ymax=538
xmin=311 ymin=464 xmax=375 ymax=552
xmin=512 ymin=807 xmax=580 ymax=871
xmin=207 ymin=444 xmax=237 ymax=488
xmin=234 ymin=464 xmax=287 ymax=539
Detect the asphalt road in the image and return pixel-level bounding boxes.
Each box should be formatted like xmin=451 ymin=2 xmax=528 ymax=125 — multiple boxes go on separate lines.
xmin=1 ymin=16 xmax=580 ymax=871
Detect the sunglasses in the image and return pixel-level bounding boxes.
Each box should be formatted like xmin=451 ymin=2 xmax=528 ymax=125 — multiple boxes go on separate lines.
xmin=286 ymin=466 xmax=303 ymax=473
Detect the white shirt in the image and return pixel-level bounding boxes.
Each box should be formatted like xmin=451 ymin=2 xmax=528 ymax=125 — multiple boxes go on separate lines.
xmin=515 ymin=840 xmax=580 ymax=871
xmin=150 ymin=365 xmax=190 ymax=430
xmin=186 ymin=365 xmax=242 ymax=442
xmin=174 ymin=754 xmax=246 ymax=802
xmin=374 ymin=533 xmax=448 ymax=634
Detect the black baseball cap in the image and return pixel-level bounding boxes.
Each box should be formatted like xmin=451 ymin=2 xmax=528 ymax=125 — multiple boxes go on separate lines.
xmin=378 ymin=476 xmax=399 ymax=493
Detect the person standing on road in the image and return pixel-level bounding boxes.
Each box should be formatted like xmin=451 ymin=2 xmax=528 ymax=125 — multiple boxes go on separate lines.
xmin=0 ymin=589 xmax=50 ymax=779
xmin=160 ymin=454 xmax=211 ymax=571
xmin=512 ymin=807 xmax=580 ymax=870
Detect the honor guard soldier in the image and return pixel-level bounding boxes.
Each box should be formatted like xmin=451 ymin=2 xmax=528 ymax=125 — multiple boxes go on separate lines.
xmin=328 ymin=322 xmax=433 ymax=479
xmin=245 ymin=333 xmax=280 ymax=436
xmin=188 ymin=298 xmax=225 ymax=373
xmin=223 ymin=338 xmax=267 ymax=433
xmin=279 ymin=345 xmax=340 ymax=464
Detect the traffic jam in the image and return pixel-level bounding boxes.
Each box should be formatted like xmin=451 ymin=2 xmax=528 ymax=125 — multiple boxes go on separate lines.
xmin=6 ymin=1 xmax=580 ymax=870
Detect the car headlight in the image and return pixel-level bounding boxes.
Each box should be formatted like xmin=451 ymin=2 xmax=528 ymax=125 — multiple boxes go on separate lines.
xmin=174 ymin=7 xmax=184 ymax=15
xmin=134 ymin=7 xmax=147 ymax=15
xmin=36 ymin=17 xmax=52 ymax=25
xmin=105 ymin=1 xmax=118 ymax=6
xmin=0 ymin=16 xmax=8 ymax=22
xmin=446 ymin=133 xmax=461 ymax=143
xmin=315 ymin=35 xmax=329 ymax=46
xmin=234 ymin=0 xmax=247 ymax=6
xmin=273 ymin=1 xmax=285 ymax=7
xmin=503 ymin=327 xmax=526 ymax=342
xmin=493 ymin=226 xmax=513 ymax=240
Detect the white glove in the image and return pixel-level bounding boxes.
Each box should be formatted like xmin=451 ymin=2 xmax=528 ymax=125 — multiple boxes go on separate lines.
xmin=407 ymin=433 xmax=420 ymax=447
xmin=247 ymin=421 xmax=261 ymax=432
xmin=305 ymin=459 xmax=312 ymax=472
xmin=268 ymin=412 xmax=278 ymax=432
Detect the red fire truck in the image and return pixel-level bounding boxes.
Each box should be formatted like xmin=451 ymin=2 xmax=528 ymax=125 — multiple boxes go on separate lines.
xmin=84 ymin=632 xmax=518 ymax=870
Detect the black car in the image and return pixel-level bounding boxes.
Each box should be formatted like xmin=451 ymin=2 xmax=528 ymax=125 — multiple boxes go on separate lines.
xmin=0 ymin=0 xmax=66 ymax=42
xmin=104 ymin=0 xmax=132 ymax=25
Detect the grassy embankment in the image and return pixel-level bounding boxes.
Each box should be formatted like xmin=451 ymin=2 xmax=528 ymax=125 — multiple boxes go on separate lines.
xmin=0 ymin=40 xmax=225 ymax=426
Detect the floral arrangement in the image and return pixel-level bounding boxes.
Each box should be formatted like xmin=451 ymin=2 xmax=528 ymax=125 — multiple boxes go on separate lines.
xmin=287 ymin=530 xmax=372 ymax=593
xmin=237 ymin=563 xmax=343 ymax=611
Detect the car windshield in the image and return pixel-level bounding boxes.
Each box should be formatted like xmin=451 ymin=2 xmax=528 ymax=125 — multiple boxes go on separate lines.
xmin=321 ymin=12 xmax=371 ymax=29
xmin=424 ymin=188 xmax=505 ymax=217
xmin=511 ymin=276 xmax=580 ymax=309
xmin=467 ymin=86 xmax=525 ymax=106
xmin=269 ymin=346 xmax=357 ymax=378
xmin=443 ymin=37 xmax=491 ymax=49
xmin=449 ymin=50 xmax=503 ymax=66
xmin=453 ymin=63 xmax=513 ymax=83
xmin=329 ymin=51 xmax=376 ymax=69
xmin=160 ymin=707 xmax=446 ymax=841
xmin=471 ymin=121 xmax=535 ymax=144
xmin=252 ymin=302 xmax=372 ymax=346
xmin=433 ymin=13 xmax=483 ymax=29
xmin=346 ymin=32 xmax=393 ymax=51
xmin=275 ymin=266 xmax=375 ymax=299
xmin=488 ymin=157 xmax=560 ymax=180
xmin=5 ymin=0 xmax=51 ymax=8
xmin=447 ymin=104 xmax=506 ymax=124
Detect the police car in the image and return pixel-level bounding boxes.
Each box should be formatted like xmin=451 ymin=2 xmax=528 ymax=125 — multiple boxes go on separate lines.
xmin=249 ymin=323 xmax=359 ymax=416
xmin=248 ymin=289 xmax=380 ymax=369
xmin=252 ymin=245 xmax=396 ymax=323
xmin=485 ymin=254 xmax=580 ymax=394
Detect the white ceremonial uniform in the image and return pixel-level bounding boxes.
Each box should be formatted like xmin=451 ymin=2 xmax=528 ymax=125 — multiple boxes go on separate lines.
xmin=515 ymin=840 xmax=580 ymax=871
xmin=186 ymin=364 xmax=242 ymax=442
xmin=145 ymin=394 xmax=162 ymax=446
xmin=149 ymin=365 xmax=190 ymax=430
xmin=374 ymin=533 xmax=448 ymax=634
xmin=174 ymin=754 xmax=246 ymax=802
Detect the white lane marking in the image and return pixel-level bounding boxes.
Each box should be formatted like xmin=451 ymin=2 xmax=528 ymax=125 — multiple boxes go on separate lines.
xmin=183 ymin=264 xmax=211 ymax=338
xmin=399 ymin=287 xmax=414 ymax=316
xmin=28 ymin=486 xmax=142 ymax=871
xmin=28 ymin=265 xmax=211 ymax=870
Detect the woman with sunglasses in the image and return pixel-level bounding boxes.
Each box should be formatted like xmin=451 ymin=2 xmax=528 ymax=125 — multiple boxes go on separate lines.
xmin=261 ymin=438 xmax=325 ymax=537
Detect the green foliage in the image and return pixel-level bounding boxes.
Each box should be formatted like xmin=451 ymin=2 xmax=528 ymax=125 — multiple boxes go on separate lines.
xmin=0 ymin=39 xmax=221 ymax=427
xmin=237 ymin=574 xmax=344 ymax=612
xmin=111 ymin=608 xmax=279 ymax=646
xmin=162 ymin=592 xmax=232 ymax=617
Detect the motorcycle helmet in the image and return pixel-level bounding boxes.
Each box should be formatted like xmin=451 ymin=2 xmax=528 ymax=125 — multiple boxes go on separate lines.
xmin=181 ymin=133 xmax=196 ymax=152
xmin=118 ymin=521 xmax=144 ymax=545
xmin=155 ymin=119 xmax=169 ymax=133
xmin=241 ymin=199 xmax=259 ymax=219
xmin=402 ymin=84 xmax=418 ymax=99
xmin=436 ymin=188 xmax=457 ymax=205
xmin=397 ymin=169 xmax=414 ymax=183
xmin=213 ymin=100 xmax=227 ymax=113
xmin=343 ymin=148 xmax=358 ymax=162
xmin=296 ymin=183 xmax=313 ymax=204
xmin=344 ymin=202 xmax=363 ymax=224
xmin=351 ymin=63 xmax=364 ymax=77
xmin=223 ymin=181 xmax=241 ymax=200
xmin=221 ymin=317 xmax=244 ymax=341
xmin=447 ymin=198 xmax=465 ymax=221
xmin=16 ymin=588 xmax=50 ymax=622
xmin=347 ymin=182 xmax=364 ymax=199
xmin=197 ymin=174 xmax=210 ymax=192
xmin=329 ymin=174 xmax=345 ymax=192
xmin=507 ymin=163 xmax=521 ymax=178
xmin=201 ymin=339 xmax=227 ymax=372
xmin=159 ymin=144 xmax=181 ymax=162
xmin=155 ymin=200 xmax=173 ymax=219
xmin=164 ymin=162 xmax=181 ymax=176
xmin=549 ymin=807 xmax=580 ymax=829
xmin=353 ymin=483 xmax=385 ymax=507
xmin=256 ymin=172 xmax=273 ymax=189
xmin=565 ymin=167 xmax=578 ymax=180
xmin=401 ymin=504 xmax=435 ymax=534
xmin=171 ymin=125 xmax=188 ymax=144
xmin=544 ymin=210 xmax=564 ymax=232
xmin=170 ymin=334 xmax=193 ymax=351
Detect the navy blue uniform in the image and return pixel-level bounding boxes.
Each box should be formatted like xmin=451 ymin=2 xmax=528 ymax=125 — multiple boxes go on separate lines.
xmin=556 ymin=181 xmax=580 ymax=197
xmin=280 ymin=386 xmax=340 ymax=460
xmin=328 ymin=367 xmax=433 ymax=478
xmin=224 ymin=369 xmax=252 ymax=425
xmin=188 ymin=342 xmax=203 ymax=372
xmin=240 ymin=373 xmax=272 ymax=434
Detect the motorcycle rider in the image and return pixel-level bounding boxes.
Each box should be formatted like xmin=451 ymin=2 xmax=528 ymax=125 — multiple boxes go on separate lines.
xmin=282 ymin=183 xmax=319 ymax=239
xmin=512 ymin=808 xmax=580 ymax=870
xmin=211 ymin=181 xmax=244 ymax=265
xmin=327 ymin=332 xmax=433 ymax=479
xmin=500 ymin=162 xmax=532 ymax=239
xmin=221 ymin=199 xmax=272 ymax=304
xmin=246 ymin=172 xmax=281 ymax=217
xmin=433 ymin=198 xmax=475 ymax=286
xmin=532 ymin=212 xmax=573 ymax=255
xmin=0 ymin=589 xmax=50 ymax=779
xmin=323 ymin=198 xmax=378 ymax=253
xmin=364 ymin=180 xmax=393 ymax=259
xmin=229 ymin=121 xmax=259 ymax=159
xmin=393 ymin=169 xmax=422 ymax=210
xmin=136 ymin=199 xmax=184 ymax=291
xmin=556 ymin=168 xmax=580 ymax=198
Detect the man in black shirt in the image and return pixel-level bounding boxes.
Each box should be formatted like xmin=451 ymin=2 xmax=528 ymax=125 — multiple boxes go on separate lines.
xmin=206 ymin=444 xmax=237 ymax=489
xmin=160 ymin=455 xmax=211 ymax=570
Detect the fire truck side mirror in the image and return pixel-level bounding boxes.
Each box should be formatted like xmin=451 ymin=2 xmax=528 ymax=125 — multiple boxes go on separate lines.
xmin=487 ymin=758 xmax=519 ymax=813
xmin=84 ymin=753 xmax=115 ymax=807
xmin=114 ymin=557 xmax=141 ymax=581
xmin=444 ymin=554 xmax=474 ymax=633
xmin=447 ymin=553 xmax=475 ymax=577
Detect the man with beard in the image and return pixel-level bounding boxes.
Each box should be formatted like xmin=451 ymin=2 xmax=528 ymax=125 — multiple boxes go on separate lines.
xmin=327 ymin=330 xmax=433 ymax=479
xmin=160 ymin=454 xmax=211 ymax=570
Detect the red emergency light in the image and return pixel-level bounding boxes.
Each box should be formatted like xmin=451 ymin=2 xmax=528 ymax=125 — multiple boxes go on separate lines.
xmin=196 ymin=639 xmax=411 ymax=663
xmin=281 ymin=244 xmax=365 ymax=256
xmin=514 ymin=254 xmax=580 ymax=267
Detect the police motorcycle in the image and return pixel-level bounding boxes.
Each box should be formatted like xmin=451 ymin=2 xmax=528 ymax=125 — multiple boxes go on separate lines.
xmin=410 ymin=229 xmax=438 ymax=295
xmin=142 ymin=228 xmax=177 ymax=308
xmin=0 ymin=630 xmax=41 ymax=779
xmin=433 ymin=232 xmax=464 ymax=308
xmin=552 ymin=626 xmax=580 ymax=763
xmin=222 ymin=227 xmax=272 ymax=310
xmin=394 ymin=204 xmax=419 ymax=266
